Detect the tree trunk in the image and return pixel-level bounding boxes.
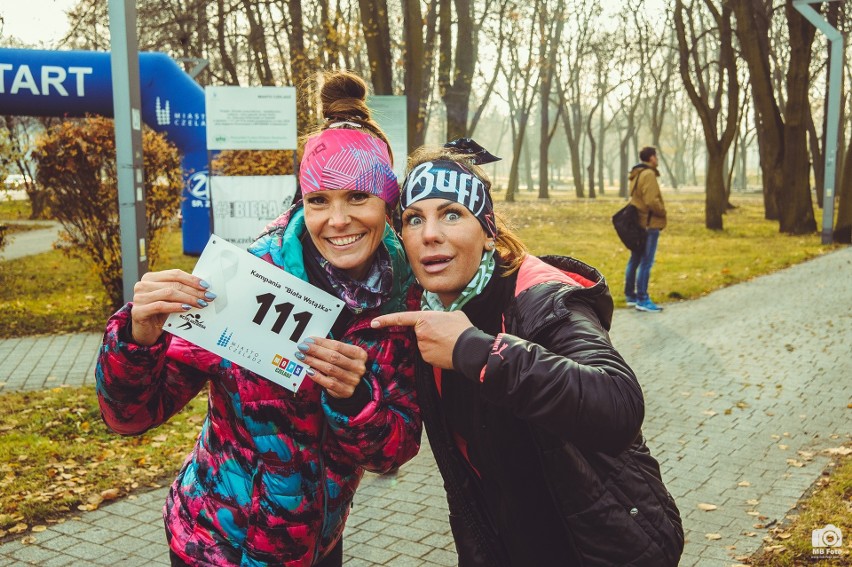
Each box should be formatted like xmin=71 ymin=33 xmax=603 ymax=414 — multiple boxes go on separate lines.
xmin=438 ymin=0 xmax=474 ymax=140
xmin=834 ymin=133 xmax=852 ymax=243
xmin=358 ymin=0 xmax=394 ymax=94
xmin=706 ymin=150 xmax=727 ymax=230
xmin=779 ymin=2 xmax=817 ymax=234
xmin=403 ymin=0 xmax=438 ymax=150
xmin=506 ymin=115 xmax=529 ymax=203
xmin=730 ymin=0 xmax=784 ymax=220
xmin=807 ymin=103 xmax=825 ymax=207
xmin=286 ymin=0 xmax=312 ymax=131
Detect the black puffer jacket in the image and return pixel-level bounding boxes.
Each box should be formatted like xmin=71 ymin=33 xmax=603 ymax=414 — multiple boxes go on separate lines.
xmin=416 ymin=255 xmax=683 ymax=567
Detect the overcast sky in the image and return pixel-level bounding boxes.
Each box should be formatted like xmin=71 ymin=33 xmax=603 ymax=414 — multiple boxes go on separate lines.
xmin=0 ymin=0 xmax=75 ymax=47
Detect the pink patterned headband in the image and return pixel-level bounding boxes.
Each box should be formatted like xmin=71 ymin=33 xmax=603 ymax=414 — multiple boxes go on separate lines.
xmin=299 ymin=128 xmax=399 ymax=205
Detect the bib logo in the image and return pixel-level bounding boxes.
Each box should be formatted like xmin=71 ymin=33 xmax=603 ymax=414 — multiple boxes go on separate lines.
xmin=271 ymin=354 xmax=305 ymax=379
xmin=176 ymin=313 xmax=206 ymax=331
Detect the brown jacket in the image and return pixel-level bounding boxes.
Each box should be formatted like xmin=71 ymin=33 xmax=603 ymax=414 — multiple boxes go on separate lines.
xmin=628 ymin=164 xmax=667 ymax=230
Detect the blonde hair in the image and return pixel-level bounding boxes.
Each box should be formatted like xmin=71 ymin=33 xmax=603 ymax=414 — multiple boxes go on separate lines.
xmin=299 ymin=70 xmax=393 ymax=165
xmin=404 ymin=146 xmax=528 ymax=275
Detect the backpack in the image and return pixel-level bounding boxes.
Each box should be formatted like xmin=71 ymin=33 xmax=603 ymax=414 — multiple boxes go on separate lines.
xmin=612 ymin=168 xmax=651 ymax=253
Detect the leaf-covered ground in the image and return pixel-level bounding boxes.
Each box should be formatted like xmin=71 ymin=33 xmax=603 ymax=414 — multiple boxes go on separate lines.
xmin=0 ymin=386 xmax=207 ymax=538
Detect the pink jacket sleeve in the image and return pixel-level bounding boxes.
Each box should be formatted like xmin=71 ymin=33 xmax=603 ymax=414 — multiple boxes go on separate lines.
xmin=95 ymin=305 xmax=216 ymax=435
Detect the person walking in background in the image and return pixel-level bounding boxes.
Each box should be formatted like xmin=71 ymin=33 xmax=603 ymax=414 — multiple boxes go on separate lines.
xmin=625 ymin=146 xmax=668 ymax=313
xmin=95 ymin=71 xmax=421 ymax=567
xmin=373 ymin=144 xmax=683 ymax=566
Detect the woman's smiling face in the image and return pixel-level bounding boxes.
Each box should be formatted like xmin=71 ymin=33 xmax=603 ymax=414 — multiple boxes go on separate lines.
xmin=303 ymin=190 xmax=387 ymax=281
xmin=401 ymin=198 xmax=489 ymax=306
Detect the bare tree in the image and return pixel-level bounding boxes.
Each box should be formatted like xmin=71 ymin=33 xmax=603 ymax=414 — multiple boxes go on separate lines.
xmin=497 ymin=2 xmax=541 ymax=202
xmin=674 ymin=0 xmax=740 ymax=229
xmin=729 ymin=0 xmax=818 ymax=233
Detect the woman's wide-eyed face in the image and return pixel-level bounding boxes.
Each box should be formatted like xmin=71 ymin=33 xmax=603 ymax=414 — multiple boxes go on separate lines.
xmin=303 ymin=189 xmax=387 ymax=281
xmin=401 ymin=198 xmax=490 ymax=306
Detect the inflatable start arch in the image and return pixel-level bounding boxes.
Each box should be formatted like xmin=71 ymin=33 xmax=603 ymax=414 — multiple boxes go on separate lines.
xmin=0 ymin=48 xmax=211 ymax=254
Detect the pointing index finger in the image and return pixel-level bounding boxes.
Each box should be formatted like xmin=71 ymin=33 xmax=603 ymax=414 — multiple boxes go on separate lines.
xmin=370 ymin=311 xmax=421 ymax=329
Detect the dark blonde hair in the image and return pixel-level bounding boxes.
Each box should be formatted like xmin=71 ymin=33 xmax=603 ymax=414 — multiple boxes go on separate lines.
xmin=404 ymin=146 xmax=528 ymax=275
xmin=299 ymin=70 xmax=393 ymax=165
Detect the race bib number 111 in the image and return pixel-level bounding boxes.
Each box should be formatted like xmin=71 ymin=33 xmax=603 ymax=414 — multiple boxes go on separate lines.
xmin=164 ymin=235 xmax=344 ymax=392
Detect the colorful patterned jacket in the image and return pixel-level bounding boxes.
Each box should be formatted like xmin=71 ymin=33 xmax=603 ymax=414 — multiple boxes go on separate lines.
xmin=96 ymin=206 xmax=421 ymax=566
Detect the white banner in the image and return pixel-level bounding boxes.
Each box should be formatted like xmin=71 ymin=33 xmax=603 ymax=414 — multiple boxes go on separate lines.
xmin=205 ymin=86 xmax=297 ymax=150
xmin=367 ymin=95 xmax=408 ymax=181
xmin=165 ymin=235 xmax=344 ymax=393
xmin=210 ymin=175 xmax=297 ymax=246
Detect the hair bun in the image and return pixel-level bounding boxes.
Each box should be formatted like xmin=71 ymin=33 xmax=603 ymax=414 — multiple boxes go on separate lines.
xmin=320 ymin=72 xmax=370 ymax=121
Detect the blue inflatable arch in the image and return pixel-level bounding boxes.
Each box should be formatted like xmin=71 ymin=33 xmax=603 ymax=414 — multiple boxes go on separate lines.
xmin=0 ymin=48 xmax=211 ymax=254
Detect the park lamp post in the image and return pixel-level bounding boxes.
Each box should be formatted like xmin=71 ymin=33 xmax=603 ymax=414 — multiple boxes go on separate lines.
xmin=793 ymin=0 xmax=844 ymax=245
xmin=109 ymin=0 xmax=149 ymax=303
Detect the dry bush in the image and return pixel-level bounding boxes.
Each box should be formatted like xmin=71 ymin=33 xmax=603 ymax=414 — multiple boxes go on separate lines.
xmin=32 ymin=116 xmax=182 ymax=310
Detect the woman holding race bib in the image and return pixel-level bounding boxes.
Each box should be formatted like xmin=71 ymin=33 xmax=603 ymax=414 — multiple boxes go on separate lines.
xmin=95 ymin=71 xmax=421 ymax=567
xmin=372 ymin=144 xmax=683 ymax=566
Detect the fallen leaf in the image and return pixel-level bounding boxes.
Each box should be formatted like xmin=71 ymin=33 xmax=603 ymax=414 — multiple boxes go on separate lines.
xmin=765 ymin=545 xmax=786 ymax=553
xmin=705 ymin=533 xmax=722 ymax=540
xmin=21 ymin=536 xmax=36 ymax=545
xmin=738 ymin=481 xmax=751 ymax=487
xmin=747 ymin=499 xmax=760 ymax=506
xmin=786 ymin=459 xmax=804 ymax=467
xmin=778 ymin=444 xmax=788 ymax=450
xmin=31 ymin=525 xmax=47 ymax=533
xmin=754 ymin=523 xmax=766 ymax=529
xmin=702 ymin=410 xmax=717 ymax=417
xmin=743 ymin=532 xmax=757 ymax=537
xmin=100 ymin=488 xmax=120 ymax=501
xmin=8 ymin=523 xmax=27 ymax=534
xmin=824 ymin=446 xmax=852 ymax=456
xmin=698 ymin=503 xmax=718 ymax=511
xmin=777 ymin=533 xmax=792 ymax=540
xmin=747 ymin=511 xmax=760 ymax=516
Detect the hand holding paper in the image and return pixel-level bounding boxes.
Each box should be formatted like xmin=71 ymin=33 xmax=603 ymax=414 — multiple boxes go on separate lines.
xmin=131 ymin=269 xmax=216 ymax=346
xmin=296 ymin=337 xmax=368 ymax=398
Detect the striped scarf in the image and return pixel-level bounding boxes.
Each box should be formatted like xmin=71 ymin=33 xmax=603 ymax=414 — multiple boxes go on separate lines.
xmin=421 ymin=250 xmax=496 ymax=312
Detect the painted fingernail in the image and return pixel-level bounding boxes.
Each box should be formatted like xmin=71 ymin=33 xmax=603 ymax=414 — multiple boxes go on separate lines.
xmin=306 ymin=368 xmax=316 ymax=377
xmin=181 ymin=304 xmax=192 ymax=311
xmin=297 ymin=342 xmax=310 ymax=352
xmin=204 ymin=291 xmax=217 ymax=300
xmin=199 ymin=280 xmax=210 ymax=289
xmin=197 ymin=299 xmax=208 ymax=308
xmin=294 ymin=351 xmax=306 ymax=361
xmin=303 ymin=337 xmax=315 ymax=344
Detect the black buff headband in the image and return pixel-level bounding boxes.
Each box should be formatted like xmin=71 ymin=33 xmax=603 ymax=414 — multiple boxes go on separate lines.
xmin=400 ymin=160 xmax=497 ymax=238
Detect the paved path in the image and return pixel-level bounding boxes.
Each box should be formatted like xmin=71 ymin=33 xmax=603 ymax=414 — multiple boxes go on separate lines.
xmin=0 ymin=247 xmax=850 ymax=566
xmin=0 ymin=221 xmax=62 ymax=262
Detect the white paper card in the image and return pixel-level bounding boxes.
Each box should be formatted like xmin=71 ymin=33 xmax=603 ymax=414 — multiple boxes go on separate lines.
xmin=165 ymin=235 xmax=344 ymax=392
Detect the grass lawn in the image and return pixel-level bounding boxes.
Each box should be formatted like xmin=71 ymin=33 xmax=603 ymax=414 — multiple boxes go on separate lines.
xmin=748 ymin=449 xmax=852 ymax=566
xmin=0 ymin=189 xmax=844 ymax=547
xmin=0 ymin=386 xmax=207 ymax=537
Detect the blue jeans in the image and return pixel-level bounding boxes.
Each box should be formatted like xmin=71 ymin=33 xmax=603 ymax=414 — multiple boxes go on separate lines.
xmin=624 ymin=228 xmax=660 ymax=302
